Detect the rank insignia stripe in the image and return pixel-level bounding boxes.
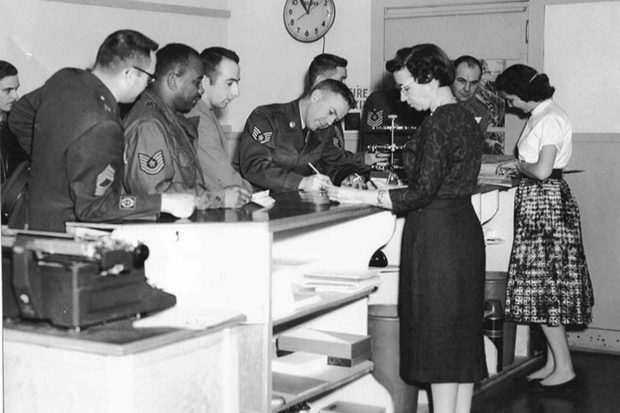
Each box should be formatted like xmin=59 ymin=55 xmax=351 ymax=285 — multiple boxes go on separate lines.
xmin=138 ymin=150 xmax=165 ymax=175
xmin=95 ymin=164 xmax=116 ymax=196
xmin=119 ymin=196 xmax=136 ymax=210
xmin=251 ymin=126 xmax=272 ymax=144
xmin=367 ymin=109 xmax=384 ymax=127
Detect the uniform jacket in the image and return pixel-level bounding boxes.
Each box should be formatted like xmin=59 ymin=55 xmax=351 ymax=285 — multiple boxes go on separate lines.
xmin=7 ymin=68 xmax=160 ymax=232
xmin=238 ymin=99 xmax=364 ymax=192
xmin=123 ymin=91 xmax=224 ymax=208
xmin=0 ymin=118 xmax=28 ymax=184
xmin=186 ymin=99 xmax=252 ymax=192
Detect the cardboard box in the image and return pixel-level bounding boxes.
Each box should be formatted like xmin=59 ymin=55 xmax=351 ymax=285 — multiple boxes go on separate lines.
xmin=278 ymin=329 xmax=371 ymax=359
xmin=326 ymin=351 xmax=370 ymax=368
xmin=319 ymin=401 xmax=385 ymax=413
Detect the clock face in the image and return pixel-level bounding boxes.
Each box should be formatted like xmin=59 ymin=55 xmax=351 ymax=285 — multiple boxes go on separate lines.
xmin=283 ymin=0 xmax=336 ymax=43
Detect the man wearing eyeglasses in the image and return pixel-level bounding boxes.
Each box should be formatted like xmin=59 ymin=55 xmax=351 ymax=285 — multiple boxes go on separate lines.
xmin=124 ymin=43 xmax=226 ymax=209
xmin=7 ymin=30 xmax=195 ymax=232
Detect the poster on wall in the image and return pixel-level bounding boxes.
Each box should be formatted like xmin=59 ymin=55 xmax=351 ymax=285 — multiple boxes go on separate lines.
xmin=477 ymin=58 xmax=507 ymax=155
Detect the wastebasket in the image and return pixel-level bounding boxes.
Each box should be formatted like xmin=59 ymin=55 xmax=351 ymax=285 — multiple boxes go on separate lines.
xmin=368 ymin=304 xmax=418 ymax=413
xmin=485 ymin=271 xmax=516 ymax=367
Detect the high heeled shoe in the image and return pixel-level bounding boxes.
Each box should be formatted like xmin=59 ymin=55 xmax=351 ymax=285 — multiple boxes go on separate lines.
xmin=528 ymin=377 xmax=577 ymax=393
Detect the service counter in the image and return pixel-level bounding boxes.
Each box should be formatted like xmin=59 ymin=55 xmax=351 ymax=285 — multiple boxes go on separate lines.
xmin=53 ymin=191 xmax=396 ymax=413
xmin=3 ymin=186 xmax=533 ymax=412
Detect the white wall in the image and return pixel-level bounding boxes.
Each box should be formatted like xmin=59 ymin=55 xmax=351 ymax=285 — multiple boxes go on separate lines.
xmin=0 ymin=0 xmax=229 ymax=96
xmin=531 ymin=0 xmax=620 ymax=351
xmin=227 ymin=0 xmax=372 ymax=131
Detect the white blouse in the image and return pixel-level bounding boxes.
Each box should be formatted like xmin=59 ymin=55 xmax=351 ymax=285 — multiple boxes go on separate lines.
xmin=517 ymin=99 xmax=572 ymax=169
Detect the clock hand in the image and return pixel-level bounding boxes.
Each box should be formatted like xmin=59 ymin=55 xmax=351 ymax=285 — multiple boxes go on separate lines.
xmin=306 ymin=1 xmax=317 ymax=14
xmin=300 ymin=0 xmax=309 ymax=14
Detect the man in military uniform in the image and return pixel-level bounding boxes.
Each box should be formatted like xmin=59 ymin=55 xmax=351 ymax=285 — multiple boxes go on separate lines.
xmin=238 ymin=79 xmax=366 ymax=192
xmin=186 ymin=47 xmax=252 ymax=205
xmin=359 ymin=88 xmax=427 ymax=150
xmin=8 ymin=30 xmax=195 ymax=232
xmin=124 ymin=43 xmax=245 ymax=209
xmin=305 ymin=54 xmax=383 ymax=169
xmin=451 ymin=55 xmax=491 ymax=138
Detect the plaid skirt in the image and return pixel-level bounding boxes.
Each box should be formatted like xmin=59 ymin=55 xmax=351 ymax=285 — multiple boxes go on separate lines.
xmin=505 ymin=177 xmax=594 ymax=326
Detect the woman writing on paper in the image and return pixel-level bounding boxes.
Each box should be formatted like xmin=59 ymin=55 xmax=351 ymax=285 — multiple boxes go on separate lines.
xmin=494 ymin=64 xmax=594 ymax=391
xmin=327 ymin=43 xmax=486 ymax=413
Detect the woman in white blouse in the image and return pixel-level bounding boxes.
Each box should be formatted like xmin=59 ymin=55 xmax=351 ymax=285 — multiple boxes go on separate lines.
xmin=495 ymin=64 xmax=594 ymax=393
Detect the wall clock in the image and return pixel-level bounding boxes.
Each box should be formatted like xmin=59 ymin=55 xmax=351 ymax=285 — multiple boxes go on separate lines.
xmin=283 ymin=0 xmax=336 ymax=43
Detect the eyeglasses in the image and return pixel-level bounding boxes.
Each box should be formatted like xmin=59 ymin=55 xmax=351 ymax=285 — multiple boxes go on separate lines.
xmin=132 ymin=66 xmax=157 ymax=84
xmin=399 ymin=78 xmax=415 ymax=93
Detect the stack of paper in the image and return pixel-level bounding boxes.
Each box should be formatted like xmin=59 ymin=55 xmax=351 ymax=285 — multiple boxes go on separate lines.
xmin=301 ymin=269 xmax=381 ymax=293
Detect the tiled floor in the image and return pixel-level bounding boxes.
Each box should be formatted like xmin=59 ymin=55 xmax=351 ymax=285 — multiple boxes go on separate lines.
xmin=471 ymin=351 xmax=620 ymax=413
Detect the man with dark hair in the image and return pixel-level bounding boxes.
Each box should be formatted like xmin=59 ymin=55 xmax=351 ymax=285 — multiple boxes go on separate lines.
xmin=306 ymin=53 xmax=348 ymax=93
xmin=0 ymin=60 xmax=28 ymax=185
xmin=305 ymin=53 xmax=385 ymax=170
xmin=124 ymin=43 xmax=228 ymax=208
xmin=238 ymin=79 xmax=367 ymax=192
xmin=451 ymin=55 xmax=490 ymax=138
xmin=185 ymin=47 xmax=251 ymax=208
xmin=8 ymin=30 xmax=195 ymax=232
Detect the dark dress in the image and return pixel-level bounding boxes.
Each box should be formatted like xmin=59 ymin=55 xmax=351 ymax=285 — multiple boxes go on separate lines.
xmin=389 ymin=104 xmax=487 ymax=384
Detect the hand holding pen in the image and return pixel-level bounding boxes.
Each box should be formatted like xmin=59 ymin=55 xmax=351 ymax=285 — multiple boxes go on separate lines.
xmin=298 ymin=162 xmax=333 ymax=192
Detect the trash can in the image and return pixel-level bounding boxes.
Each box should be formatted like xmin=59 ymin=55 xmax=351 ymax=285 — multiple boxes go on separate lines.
xmin=368 ymin=304 xmax=418 ymax=413
xmin=485 ymin=271 xmax=516 ymax=367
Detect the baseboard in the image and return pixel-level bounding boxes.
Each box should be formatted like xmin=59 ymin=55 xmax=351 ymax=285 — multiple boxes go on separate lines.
xmin=567 ymin=327 xmax=620 ymax=354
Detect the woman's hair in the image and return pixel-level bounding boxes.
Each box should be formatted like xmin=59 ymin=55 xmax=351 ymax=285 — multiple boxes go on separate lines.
xmin=385 ymin=44 xmax=454 ymax=87
xmin=494 ymin=64 xmax=555 ymax=102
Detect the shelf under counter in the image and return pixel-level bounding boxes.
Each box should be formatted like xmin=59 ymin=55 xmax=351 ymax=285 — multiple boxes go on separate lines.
xmin=272 ymin=351 xmax=374 ymax=413
xmin=274 ymin=286 xmax=377 ymax=335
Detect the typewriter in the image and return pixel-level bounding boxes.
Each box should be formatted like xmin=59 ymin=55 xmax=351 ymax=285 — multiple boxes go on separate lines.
xmin=4 ymin=232 xmax=176 ymax=329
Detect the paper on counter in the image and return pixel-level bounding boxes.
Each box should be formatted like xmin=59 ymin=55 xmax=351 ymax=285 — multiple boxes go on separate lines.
xmin=251 ymin=190 xmax=275 ymax=207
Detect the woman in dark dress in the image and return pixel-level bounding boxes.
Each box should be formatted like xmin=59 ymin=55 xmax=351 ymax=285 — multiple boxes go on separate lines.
xmin=327 ymin=44 xmax=486 ymax=413
xmin=495 ymin=65 xmax=594 ymax=390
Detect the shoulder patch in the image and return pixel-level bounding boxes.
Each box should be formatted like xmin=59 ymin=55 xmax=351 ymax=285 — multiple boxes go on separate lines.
xmin=251 ymin=126 xmax=272 ymax=144
xmin=119 ymin=196 xmax=136 ymax=210
xmin=138 ymin=150 xmax=165 ymax=175
xmin=95 ymin=164 xmax=116 ymax=196
xmin=367 ymin=109 xmax=384 ymax=127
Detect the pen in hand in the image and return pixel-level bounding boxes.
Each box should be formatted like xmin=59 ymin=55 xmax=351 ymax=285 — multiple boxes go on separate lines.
xmin=308 ymin=162 xmax=321 ymax=175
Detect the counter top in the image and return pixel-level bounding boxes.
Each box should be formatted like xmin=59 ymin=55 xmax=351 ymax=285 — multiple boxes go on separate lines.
xmin=3 ymin=309 xmax=246 ymax=356
xmin=60 ymin=190 xmax=382 ymax=236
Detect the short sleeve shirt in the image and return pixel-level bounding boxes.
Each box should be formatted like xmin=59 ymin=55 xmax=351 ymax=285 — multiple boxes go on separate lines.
xmin=517 ymin=99 xmax=572 ymax=169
